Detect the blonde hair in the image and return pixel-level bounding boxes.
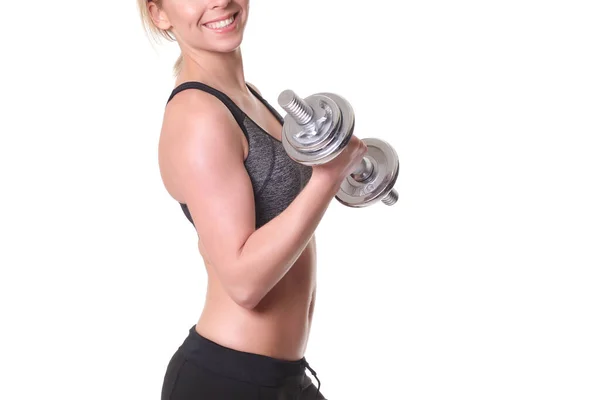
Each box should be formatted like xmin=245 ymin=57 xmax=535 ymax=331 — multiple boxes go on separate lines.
xmin=137 ymin=0 xmax=183 ymax=76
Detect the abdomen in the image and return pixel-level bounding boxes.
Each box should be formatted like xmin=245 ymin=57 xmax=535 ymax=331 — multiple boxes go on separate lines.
xmin=196 ymin=237 xmax=317 ymax=360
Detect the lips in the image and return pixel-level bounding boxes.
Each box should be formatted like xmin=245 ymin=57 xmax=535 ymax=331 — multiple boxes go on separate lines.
xmin=202 ymin=11 xmax=239 ymax=26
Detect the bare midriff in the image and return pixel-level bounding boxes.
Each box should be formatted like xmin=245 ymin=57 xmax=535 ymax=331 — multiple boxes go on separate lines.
xmin=195 ymin=237 xmax=317 ymax=361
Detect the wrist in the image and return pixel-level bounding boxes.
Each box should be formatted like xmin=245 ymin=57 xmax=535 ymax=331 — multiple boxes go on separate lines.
xmin=309 ymin=170 xmax=342 ymax=198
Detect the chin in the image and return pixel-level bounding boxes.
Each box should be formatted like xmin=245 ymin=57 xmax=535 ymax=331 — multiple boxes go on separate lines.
xmin=212 ymin=37 xmax=245 ymax=53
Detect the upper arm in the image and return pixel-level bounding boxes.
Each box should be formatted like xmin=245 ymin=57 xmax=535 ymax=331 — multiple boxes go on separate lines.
xmin=165 ymin=91 xmax=256 ymax=280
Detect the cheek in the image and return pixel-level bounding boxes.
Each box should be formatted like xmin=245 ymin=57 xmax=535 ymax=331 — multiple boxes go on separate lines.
xmin=177 ymin=3 xmax=205 ymax=29
xmin=243 ymin=0 xmax=250 ymax=12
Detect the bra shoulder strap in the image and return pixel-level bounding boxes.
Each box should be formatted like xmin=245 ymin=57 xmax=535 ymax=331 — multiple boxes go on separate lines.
xmin=166 ymin=81 xmax=246 ymax=128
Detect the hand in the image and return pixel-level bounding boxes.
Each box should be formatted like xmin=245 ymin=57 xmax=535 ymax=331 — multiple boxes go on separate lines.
xmin=311 ymin=135 xmax=368 ymax=189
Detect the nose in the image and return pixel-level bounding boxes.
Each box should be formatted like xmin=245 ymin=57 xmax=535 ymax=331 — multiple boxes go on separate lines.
xmin=208 ymin=0 xmax=231 ymax=9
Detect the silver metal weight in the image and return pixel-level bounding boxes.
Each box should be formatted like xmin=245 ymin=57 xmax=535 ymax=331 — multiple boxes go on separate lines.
xmin=337 ymin=138 xmax=399 ymax=207
xmin=277 ymin=90 xmax=354 ymax=165
xmin=278 ymin=89 xmax=399 ymax=207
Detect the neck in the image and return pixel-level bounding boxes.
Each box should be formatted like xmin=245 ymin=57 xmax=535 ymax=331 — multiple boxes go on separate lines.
xmin=179 ymin=47 xmax=249 ymax=95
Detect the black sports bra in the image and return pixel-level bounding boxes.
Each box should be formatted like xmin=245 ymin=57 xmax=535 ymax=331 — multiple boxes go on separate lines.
xmin=166 ymin=81 xmax=313 ymax=229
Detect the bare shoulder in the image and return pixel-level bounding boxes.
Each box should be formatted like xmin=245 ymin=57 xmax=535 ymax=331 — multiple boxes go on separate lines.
xmin=163 ymin=88 xmax=236 ymax=130
xmin=158 ymin=89 xmax=246 ymax=202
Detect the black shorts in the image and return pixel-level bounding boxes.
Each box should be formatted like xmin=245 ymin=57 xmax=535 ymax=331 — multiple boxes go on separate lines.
xmin=161 ymin=325 xmax=326 ymax=400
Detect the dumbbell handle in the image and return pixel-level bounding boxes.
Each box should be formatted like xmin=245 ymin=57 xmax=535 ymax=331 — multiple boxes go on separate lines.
xmin=280 ymin=90 xmax=398 ymax=206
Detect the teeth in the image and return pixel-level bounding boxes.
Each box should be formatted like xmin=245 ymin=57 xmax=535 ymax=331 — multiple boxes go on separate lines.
xmin=205 ymin=15 xmax=235 ymax=29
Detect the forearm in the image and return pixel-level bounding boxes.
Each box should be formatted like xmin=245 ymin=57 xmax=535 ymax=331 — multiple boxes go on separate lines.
xmin=234 ymin=174 xmax=338 ymax=308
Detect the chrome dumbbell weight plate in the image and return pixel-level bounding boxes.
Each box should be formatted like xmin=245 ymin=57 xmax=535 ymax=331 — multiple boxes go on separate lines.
xmin=279 ymin=91 xmax=355 ymax=165
xmin=335 ymin=138 xmax=400 ymax=207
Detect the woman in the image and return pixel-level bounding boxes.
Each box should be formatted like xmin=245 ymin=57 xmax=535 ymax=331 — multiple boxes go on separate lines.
xmin=138 ymin=1 xmax=367 ymax=399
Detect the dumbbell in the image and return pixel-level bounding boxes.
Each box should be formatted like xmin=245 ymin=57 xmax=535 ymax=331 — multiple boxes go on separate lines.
xmin=277 ymin=89 xmax=399 ymax=207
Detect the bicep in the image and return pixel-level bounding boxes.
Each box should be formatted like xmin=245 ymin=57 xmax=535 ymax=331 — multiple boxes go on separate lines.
xmin=173 ymin=104 xmax=256 ymax=273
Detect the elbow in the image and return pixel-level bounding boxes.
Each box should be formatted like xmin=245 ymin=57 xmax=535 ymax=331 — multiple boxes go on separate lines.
xmin=231 ymin=285 xmax=265 ymax=310
xmin=220 ymin=257 xmax=265 ymax=310
xmin=227 ymin=282 xmax=263 ymax=310
xmin=233 ymin=289 xmax=262 ymax=310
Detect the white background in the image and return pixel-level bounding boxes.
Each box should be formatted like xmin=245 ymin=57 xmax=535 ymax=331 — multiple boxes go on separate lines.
xmin=1 ymin=0 xmax=599 ymax=399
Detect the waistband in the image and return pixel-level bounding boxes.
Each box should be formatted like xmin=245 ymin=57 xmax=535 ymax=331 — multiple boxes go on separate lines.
xmin=179 ymin=324 xmax=320 ymax=392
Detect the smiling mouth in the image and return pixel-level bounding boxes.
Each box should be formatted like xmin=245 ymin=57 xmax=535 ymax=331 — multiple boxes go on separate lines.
xmin=203 ymin=12 xmax=240 ymax=30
